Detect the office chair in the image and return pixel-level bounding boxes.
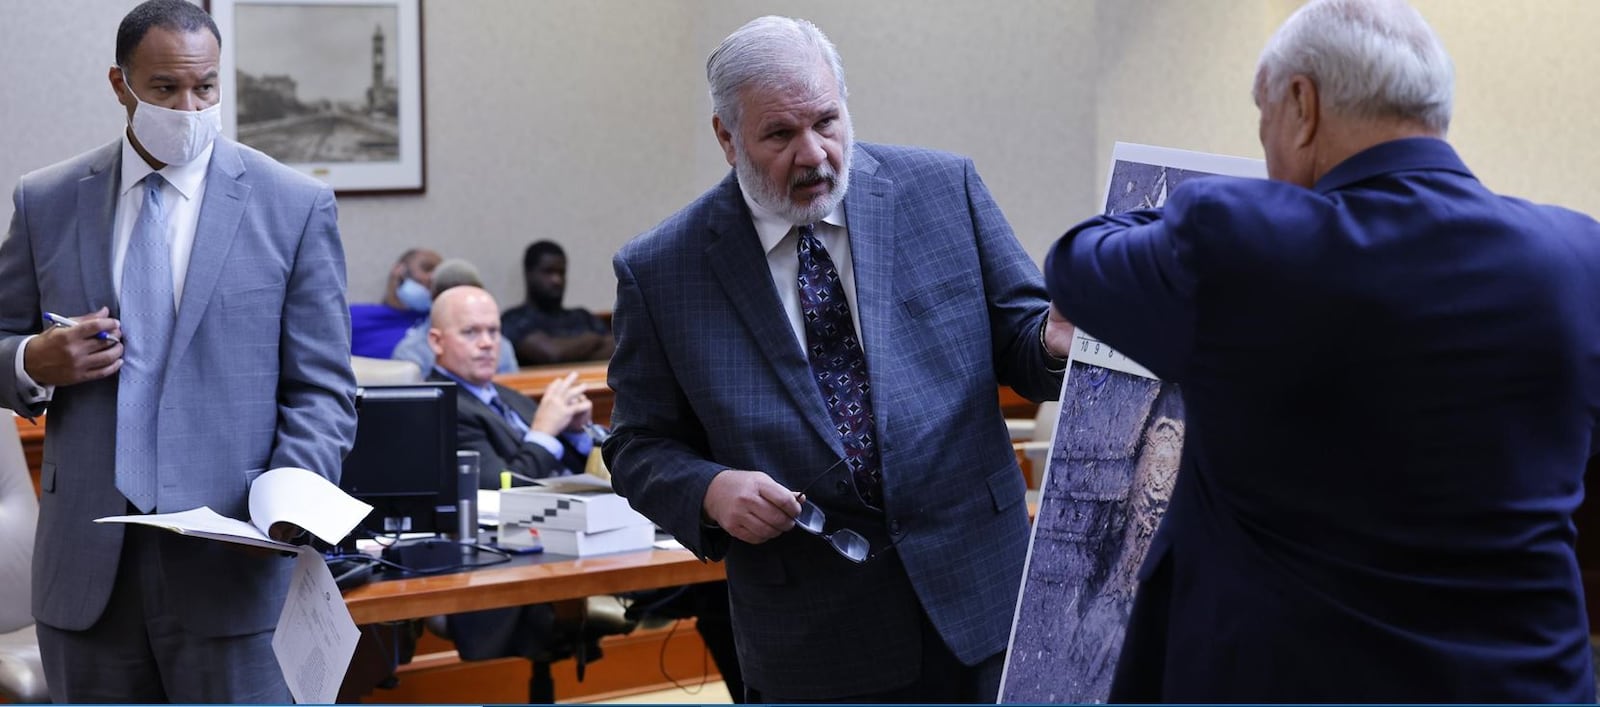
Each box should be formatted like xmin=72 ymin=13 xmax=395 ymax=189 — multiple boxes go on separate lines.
xmin=0 ymin=416 xmax=47 ymax=702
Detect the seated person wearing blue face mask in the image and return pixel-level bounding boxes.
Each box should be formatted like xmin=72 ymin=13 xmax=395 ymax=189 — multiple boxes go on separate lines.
xmin=350 ymin=247 xmax=439 ymax=358
xmin=390 ymin=257 xmax=519 ymax=375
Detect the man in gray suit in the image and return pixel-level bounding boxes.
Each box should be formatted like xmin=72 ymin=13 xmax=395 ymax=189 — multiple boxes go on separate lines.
xmin=0 ymin=1 xmax=355 ymax=701
xmin=604 ymin=16 xmax=1071 ymax=702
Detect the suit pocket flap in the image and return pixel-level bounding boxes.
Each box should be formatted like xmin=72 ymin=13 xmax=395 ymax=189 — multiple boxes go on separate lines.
xmin=901 ymin=277 xmax=975 ymax=318
xmin=221 ymin=282 xmax=284 ymax=311
xmin=985 ymin=464 xmax=1025 ymax=513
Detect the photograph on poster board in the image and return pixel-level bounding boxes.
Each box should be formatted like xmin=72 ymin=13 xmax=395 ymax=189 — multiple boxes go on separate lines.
xmin=999 ymin=143 xmax=1264 ymax=703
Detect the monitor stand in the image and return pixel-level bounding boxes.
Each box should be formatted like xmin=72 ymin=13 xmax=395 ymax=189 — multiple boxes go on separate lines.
xmin=380 ymin=536 xmax=481 ymax=574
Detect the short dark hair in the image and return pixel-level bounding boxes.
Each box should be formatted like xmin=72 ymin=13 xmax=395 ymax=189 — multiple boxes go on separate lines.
xmin=116 ymin=0 xmax=221 ymax=69
xmin=523 ymin=241 xmax=566 ymax=271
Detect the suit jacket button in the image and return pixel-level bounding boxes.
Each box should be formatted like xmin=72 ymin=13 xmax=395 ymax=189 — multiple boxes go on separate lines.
xmin=889 ymin=519 xmax=902 ymax=535
xmin=836 ymin=480 xmax=849 ymax=492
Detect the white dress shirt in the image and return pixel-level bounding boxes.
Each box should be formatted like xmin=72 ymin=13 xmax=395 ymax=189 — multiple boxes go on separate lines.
xmin=739 ymin=182 xmax=862 ymax=353
xmin=14 ymin=135 xmax=214 ymax=402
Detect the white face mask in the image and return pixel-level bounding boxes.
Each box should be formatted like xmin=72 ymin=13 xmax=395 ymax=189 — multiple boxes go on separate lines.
xmin=122 ymin=70 xmax=222 ymax=166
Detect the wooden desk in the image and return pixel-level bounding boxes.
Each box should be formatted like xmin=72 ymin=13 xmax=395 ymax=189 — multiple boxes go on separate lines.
xmin=494 ymin=361 xmax=613 ymax=425
xmin=342 ymin=548 xmax=725 ymax=625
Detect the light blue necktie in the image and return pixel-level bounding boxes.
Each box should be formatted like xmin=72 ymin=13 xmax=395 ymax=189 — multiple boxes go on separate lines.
xmin=115 ymin=173 xmax=175 ymax=512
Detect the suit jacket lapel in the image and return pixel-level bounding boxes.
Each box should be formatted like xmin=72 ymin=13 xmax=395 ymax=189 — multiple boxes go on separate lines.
xmin=165 ymin=139 xmax=250 ymax=385
xmin=703 ymin=174 xmax=843 ymax=454
xmin=842 ymin=148 xmax=895 ymax=441
xmin=77 ymin=142 xmax=121 ymax=315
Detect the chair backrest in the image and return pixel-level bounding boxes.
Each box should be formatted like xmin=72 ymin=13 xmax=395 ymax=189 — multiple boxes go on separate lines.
xmin=351 ymin=356 xmax=424 ymax=386
xmin=1034 ymin=400 xmax=1061 ymax=438
xmin=0 ymin=417 xmax=38 ymax=633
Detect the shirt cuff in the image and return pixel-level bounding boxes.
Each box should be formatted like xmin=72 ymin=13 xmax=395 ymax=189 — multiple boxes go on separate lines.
xmin=1040 ymin=320 xmax=1069 ymax=374
xmin=523 ymin=429 xmax=565 ymax=459
xmin=14 ymin=335 xmax=53 ymax=403
xmin=562 ymin=431 xmax=594 ymax=457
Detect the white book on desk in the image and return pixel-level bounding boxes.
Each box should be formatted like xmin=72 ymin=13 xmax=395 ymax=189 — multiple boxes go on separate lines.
xmin=533 ymin=524 xmax=656 ymax=557
xmin=95 ymin=467 xmax=373 ymax=551
xmin=500 ymin=483 xmax=650 ymax=534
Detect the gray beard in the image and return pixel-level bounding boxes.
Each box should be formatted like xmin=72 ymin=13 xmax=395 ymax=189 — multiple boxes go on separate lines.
xmin=734 ymin=138 xmax=853 ymax=226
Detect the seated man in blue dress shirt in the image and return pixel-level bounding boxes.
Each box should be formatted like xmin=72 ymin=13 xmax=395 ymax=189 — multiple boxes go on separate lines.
xmin=424 ymin=284 xmax=593 ymax=701
xmin=391 ymin=258 xmax=518 ymax=378
xmin=425 ymin=285 xmax=747 ymax=702
xmin=428 ymin=285 xmax=591 ymax=486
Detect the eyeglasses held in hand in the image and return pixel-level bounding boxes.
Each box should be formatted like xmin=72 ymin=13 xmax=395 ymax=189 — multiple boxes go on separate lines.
xmin=791 ymin=457 xmax=879 ymax=564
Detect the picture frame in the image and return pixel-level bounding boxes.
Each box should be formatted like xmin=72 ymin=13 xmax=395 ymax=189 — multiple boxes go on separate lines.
xmin=208 ymin=0 xmax=425 ymax=194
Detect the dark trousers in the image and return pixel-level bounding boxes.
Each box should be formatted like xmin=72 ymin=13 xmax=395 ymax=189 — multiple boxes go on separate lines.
xmin=745 ymin=604 xmax=1003 ymax=703
xmin=35 ymin=524 xmax=291 ymax=703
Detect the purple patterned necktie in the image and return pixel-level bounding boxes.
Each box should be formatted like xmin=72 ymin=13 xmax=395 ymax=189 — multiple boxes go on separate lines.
xmin=796 ymin=223 xmax=882 ymax=508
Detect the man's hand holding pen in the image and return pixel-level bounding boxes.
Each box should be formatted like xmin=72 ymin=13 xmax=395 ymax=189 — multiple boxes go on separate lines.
xmin=25 ymin=307 xmax=125 ymax=386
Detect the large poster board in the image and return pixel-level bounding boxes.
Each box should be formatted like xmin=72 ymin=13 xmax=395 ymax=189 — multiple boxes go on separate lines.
xmin=999 ymin=143 xmax=1264 ymax=703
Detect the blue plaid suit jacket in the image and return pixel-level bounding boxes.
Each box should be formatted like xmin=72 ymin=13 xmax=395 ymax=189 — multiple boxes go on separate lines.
xmin=605 ymin=142 xmax=1061 ymax=698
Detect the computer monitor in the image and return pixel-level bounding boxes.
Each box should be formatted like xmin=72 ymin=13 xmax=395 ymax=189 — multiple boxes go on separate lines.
xmin=341 ymin=382 xmax=459 ymax=537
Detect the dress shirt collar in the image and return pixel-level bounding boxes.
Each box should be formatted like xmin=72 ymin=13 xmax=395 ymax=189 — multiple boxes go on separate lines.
xmin=119 ymin=132 xmax=214 ymax=203
xmin=738 ymin=177 xmax=849 ymax=256
xmin=432 ymin=366 xmax=499 ymax=407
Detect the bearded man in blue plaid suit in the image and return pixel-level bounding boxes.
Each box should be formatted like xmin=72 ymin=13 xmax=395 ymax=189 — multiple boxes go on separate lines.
xmin=603 ymin=15 xmax=1071 ymax=703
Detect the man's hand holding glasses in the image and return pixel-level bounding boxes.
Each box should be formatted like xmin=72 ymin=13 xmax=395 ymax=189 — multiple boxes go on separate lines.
xmin=703 ymin=458 xmax=887 ymax=564
xmin=702 ymin=469 xmax=804 ymax=544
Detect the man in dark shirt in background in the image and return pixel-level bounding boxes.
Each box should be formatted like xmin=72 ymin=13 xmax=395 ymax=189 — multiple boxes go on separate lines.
xmin=502 ymin=241 xmax=614 ymax=366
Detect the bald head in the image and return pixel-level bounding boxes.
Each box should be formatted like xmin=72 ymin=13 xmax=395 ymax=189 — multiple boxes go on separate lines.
xmin=429 ymin=286 xmax=502 ymax=386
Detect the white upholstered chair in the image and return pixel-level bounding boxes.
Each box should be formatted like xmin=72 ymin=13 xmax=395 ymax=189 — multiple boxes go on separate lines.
xmin=350 ymin=355 xmax=424 ymax=386
xmin=0 ymin=416 xmax=47 ymax=702
xmin=1008 ymin=400 xmax=1061 ymax=490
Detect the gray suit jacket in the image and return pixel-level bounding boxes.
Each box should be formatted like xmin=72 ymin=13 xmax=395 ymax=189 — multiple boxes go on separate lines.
xmin=604 ymin=143 xmax=1061 ymax=698
xmin=0 ymin=137 xmax=356 ymax=638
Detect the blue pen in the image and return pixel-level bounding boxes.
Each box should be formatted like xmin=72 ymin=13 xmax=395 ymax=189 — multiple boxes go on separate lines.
xmin=43 ymin=312 xmax=120 ymax=345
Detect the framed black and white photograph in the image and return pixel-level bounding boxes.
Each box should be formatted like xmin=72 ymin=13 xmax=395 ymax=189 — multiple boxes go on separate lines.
xmin=210 ymin=0 xmax=424 ymax=194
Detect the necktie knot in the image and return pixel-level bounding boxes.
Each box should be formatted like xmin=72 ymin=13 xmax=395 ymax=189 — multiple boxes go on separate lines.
xmin=143 ymin=171 xmax=165 ymax=204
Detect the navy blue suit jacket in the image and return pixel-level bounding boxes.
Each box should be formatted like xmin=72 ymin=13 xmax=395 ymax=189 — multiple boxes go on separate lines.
xmin=1047 ymin=137 xmax=1600 ymax=702
xmin=605 ymin=143 xmax=1061 ymax=698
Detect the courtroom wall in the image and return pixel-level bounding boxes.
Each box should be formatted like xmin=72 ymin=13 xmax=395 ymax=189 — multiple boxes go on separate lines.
xmin=1 ymin=1 xmax=1595 ymax=312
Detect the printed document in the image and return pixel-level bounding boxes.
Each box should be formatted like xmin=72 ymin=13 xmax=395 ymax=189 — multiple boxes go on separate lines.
xmin=94 ymin=466 xmax=372 ymax=550
xmin=273 ymin=547 xmax=361 ymax=705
